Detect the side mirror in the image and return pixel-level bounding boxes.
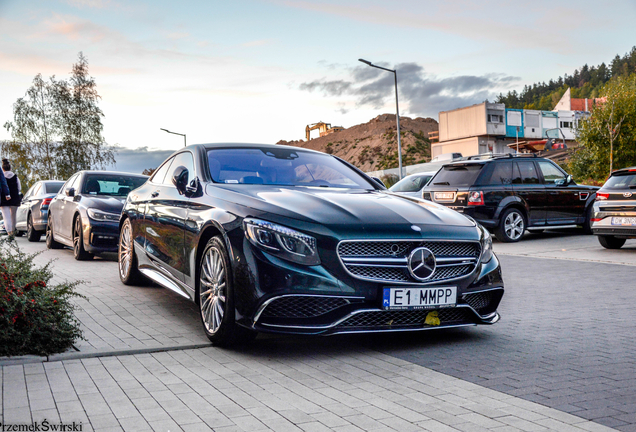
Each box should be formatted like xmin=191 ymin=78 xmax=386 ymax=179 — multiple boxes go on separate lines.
xmin=172 ymin=166 xmax=189 ymax=195
xmin=566 ymin=174 xmax=573 ymax=185
xmin=65 ymin=188 xmax=75 ymax=197
xmin=555 ymin=174 xmax=573 ymax=186
xmin=186 ymin=177 xmax=199 ymax=195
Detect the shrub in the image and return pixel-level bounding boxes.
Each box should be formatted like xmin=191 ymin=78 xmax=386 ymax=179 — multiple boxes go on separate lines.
xmin=0 ymin=238 xmax=84 ymax=356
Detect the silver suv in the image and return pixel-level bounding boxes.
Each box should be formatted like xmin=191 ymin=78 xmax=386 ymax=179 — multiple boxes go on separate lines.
xmin=592 ymin=166 xmax=636 ymax=249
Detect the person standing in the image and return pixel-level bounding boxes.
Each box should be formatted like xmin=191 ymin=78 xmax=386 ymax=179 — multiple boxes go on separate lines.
xmin=1 ymin=159 xmax=21 ymax=236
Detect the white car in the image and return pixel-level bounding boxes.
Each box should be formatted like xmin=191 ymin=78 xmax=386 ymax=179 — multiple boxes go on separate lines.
xmin=389 ymin=171 xmax=437 ymax=198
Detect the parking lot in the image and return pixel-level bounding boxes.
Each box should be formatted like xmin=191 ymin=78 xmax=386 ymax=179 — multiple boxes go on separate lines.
xmin=1 ymin=231 xmax=635 ymax=431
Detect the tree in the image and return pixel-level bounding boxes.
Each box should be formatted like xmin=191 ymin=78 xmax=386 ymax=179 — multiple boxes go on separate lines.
xmin=52 ymin=53 xmax=115 ymax=179
xmin=3 ymin=74 xmax=58 ymax=190
xmin=3 ymin=52 xmax=115 ymax=186
xmin=571 ymin=74 xmax=636 ymax=181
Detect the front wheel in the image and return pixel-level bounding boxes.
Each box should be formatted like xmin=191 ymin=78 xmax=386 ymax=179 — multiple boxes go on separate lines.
xmin=73 ymin=216 xmax=93 ymax=260
xmin=118 ymin=218 xmax=143 ymax=285
xmin=46 ymin=216 xmax=63 ymax=249
xmin=598 ymin=235 xmax=626 ymax=249
xmin=582 ymin=205 xmax=593 ymax=234
xmin=198 ymin=236 xmax=256 ymax=346
xmin=494 ymin=208 xmax=526 ymax=243
xmin=27 ymin=214 xmax=41 ymax=242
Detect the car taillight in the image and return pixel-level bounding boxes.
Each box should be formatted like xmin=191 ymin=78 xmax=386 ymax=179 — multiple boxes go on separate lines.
xmin=596 ymin=192 xmax=609 ymax=200
xmin=467 ymin=191 xmax=484 ymax=205
xmin=590 ymin=218 xmax=603 ymax=222
xmin=42 ymin=198 xmax=52 ymax=206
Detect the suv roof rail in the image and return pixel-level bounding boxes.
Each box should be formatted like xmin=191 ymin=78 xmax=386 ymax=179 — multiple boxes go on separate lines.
xmin=460 ymin=153 xmax=540 ymax=161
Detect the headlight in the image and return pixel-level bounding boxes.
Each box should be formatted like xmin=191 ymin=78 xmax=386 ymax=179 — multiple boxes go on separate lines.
xmin=87 ymin=208 xmax=120 ymax=222
xmin=480 ymin=226 xmax=493 ymax=263
xmin=244 ymin=218 xmax=320 ymax=266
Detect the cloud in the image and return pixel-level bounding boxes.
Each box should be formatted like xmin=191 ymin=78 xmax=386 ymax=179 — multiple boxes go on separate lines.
xmin=300 ymin=63 xmax=520 ymax=117
xmin=111 ymin=146 xmax=175 ymax=174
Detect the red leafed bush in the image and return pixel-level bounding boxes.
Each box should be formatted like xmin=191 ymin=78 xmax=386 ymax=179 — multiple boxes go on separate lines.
xmin=0 ymin=238 xmax=84 ymax=356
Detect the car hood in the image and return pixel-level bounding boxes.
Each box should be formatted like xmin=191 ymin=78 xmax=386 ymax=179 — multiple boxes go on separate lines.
xmin=207 ymin=185 xmax=475 ymax=235
xmin=80 ymin=195 xmax=126 ymax=213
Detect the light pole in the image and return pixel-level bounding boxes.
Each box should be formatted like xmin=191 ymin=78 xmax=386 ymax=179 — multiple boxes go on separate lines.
xmin=160 ymin=128 xmax=186 ymax=147
xmin=358 ymin=58 xmax=403 ymax=179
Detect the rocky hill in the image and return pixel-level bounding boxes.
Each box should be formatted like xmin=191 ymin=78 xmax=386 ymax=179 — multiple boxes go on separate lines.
xmin=278 ymin=114 xmax=438 ymax=172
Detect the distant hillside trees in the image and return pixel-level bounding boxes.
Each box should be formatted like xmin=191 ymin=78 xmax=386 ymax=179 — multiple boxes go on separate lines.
xmin=3 ymin=52 xmax=115 ymax=189
xmin=496 ymin=46 xmax=636 ymax=110
xmin=569 ymin=74 xmax=636 ymax=181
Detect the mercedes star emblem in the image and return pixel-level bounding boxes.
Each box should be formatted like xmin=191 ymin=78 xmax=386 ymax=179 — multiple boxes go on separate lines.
xmin=408 ymin=247 xmax=436 ymax=281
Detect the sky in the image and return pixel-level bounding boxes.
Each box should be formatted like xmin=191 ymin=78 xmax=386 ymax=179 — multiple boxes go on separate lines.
xmin=0 ymin=0 xmax=635 ymax=173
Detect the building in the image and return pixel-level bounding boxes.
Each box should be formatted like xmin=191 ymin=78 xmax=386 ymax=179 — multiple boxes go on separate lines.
xmin=431 ymin=100 xmax=590 ymax=158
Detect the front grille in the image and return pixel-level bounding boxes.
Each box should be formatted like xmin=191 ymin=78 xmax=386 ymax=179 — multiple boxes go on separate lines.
xmin=337 ymin=308 xmax=473 ymax=328
xmin=338 ymin=240 xmax=480 ymax=284
xmin=464 ymin=291 xmax=496 ymax=313
xmin=260 ymin=296 xmax=355 ymax=319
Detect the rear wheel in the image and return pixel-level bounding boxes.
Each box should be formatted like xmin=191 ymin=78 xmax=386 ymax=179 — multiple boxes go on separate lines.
xmin=494 ymin=208 xmax=526 ymax=243
xmin=598 ymin=235 xmax=626 ymax=249
xmin=198 ymin=236 xmax=256 ymax=346
xmin=46 ymin=216 xmax=63 ymax=249
xmin=73 ymin=216 xmax=93 ymax=260
xmin=118 ymin=218 xmax=143 ymax=285
xmin=26 ymin=214 xmax=41 ymax=242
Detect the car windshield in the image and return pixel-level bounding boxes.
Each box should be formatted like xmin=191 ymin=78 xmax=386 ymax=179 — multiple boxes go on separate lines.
xmin=82 ymin=175 xmax=147 ymax=196
xmin=390 ymin=175 xmax=432 ymax=192
xmin=430 ymin=164 xmax=484 ymax=187
xmin=207 ymin=147 xmax=375 ymax=189
xmin=604 ymin=173 xmax=636 ymax=190
xmin=45 ymin=182 xmax=64 ymax=194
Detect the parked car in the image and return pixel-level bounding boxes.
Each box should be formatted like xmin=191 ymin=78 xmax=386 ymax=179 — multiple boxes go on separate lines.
xmin=118 ymin=143 xmax=504 ymax=345
xmin=15 ymin=180 xmax=65 ymax=242
xmin=46 ymin=171 xmax=147 ymax=260
xmin=591 ymin=166 xmax=636 ymax=249
xmin=422 ymin=154 xmax=598 ymax=242
xmin=389 ymin=171 xmax=437 ymax=198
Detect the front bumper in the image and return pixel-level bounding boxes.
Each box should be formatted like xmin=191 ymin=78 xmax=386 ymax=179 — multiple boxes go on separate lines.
xmin=84 ymin=220 xmax=120 ymax=253
xmin=238 ymin=240 xmax=504 ymax=335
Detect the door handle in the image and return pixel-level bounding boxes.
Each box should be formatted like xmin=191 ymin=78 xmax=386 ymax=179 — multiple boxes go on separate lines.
xmin=151 ymin=191 xmax=159 ymax=198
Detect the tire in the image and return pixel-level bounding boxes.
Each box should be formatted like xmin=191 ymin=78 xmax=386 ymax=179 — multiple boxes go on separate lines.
xmin=14 ymin=231 xmax=24 ymax=237
xmin=582 ymin=205 xmax=593 ymax=234
xmin=46 ymin=215 xmax=63 ymax=249
xmin=598 ymin=235 xmax=626 ymax=249
xmin=26 ymin=214 xmax=41 ymax=242
xmin=198 ymin=236 xmax=256 ymax=346
xmin=118 ymin=218 xmax=143 ymax=285
xmin=494 ymin=208 xmax=526 ymax=243
xmin=73 ymin=216 xmax=93 ymax=260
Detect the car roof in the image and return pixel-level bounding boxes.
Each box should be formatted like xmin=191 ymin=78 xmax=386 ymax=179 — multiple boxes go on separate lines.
xmin=77 ymin=170 xmax=148 ymax=178
xmin=200 ymin=142 xmax=324 ymax=156
xmin=612 ymin=167 xmax=636 ymax=175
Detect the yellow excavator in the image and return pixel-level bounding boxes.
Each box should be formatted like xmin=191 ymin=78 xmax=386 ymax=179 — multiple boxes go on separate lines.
xmin=305 ymin=122 xmax=344 ymax=141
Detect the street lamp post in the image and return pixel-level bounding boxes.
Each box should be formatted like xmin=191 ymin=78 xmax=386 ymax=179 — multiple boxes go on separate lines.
xmin=358 ymin=58 xmax=403 ymax=179
xmin=160 ymin=128 xmax=186 ymax=147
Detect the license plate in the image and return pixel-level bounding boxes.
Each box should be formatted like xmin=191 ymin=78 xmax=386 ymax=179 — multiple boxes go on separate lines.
xmin=383 ymin=287 xmax=457 ymax=310
xmin=611 ymin=217 xmax=636 ymax=226
xmin=434 ymin=192 xmax=455 ymax=202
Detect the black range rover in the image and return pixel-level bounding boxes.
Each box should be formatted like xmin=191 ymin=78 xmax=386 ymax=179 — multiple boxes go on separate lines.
xmin=422 ymin=154 xmax=598 ymax=242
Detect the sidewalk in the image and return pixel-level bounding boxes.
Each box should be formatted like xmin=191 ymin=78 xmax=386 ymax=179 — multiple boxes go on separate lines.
xmin=1 ymin=238 xmax=619 ymax=431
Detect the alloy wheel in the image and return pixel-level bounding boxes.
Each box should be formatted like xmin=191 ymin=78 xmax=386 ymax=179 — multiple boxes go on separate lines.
xmin=199 ymin=245 xmax=227 ymax=334
xmin=504 ymin=211 xmax=524 ymax=241
xmin=119 ymin=220 xmax=133 ymax=279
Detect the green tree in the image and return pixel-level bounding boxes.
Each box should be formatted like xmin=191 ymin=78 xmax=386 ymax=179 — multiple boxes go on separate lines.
xmin=3 ymin=52 xmax=115 ymax=184
xmin=571 ymin=74 xmax=636 ymax=181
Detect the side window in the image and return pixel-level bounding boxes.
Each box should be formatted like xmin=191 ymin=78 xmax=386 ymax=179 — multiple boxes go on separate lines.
xmin=516 ymin=161 xmax=540 ymax=185
xmin=24 ymin=183 xmax=38 ymax=199
xmin=481 ymin=162 xmax=512 ymax=185
xmin=167 ymin=152 xmax=195 ymax=186
xmin=151 ymin=158 xmax=175 ymax=185
xmin=537 ymin=161 xmax=566 ymax=185
xmin=70 ymin=175 xmax=82 ymax=192
xmin=32 ymin=183 xmax=42 ymax=196
xmin=512 ymin=163 xmax=522 ymax=184
xmin=61 ymin=174 xmax=78 ymax=195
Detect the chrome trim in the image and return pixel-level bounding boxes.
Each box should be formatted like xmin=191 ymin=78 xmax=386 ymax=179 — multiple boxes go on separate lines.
xmin=139 ymin=268 xmax=190 ymax=299
xmin=526 ymin=224 xmax=578 ymax=231
xmin=342 ymin=257 xmax=407 ymax=264
xmin=331 ymin=323 xmax=477 ymax=335
xmin=253 ymin=294 xmax=365 ymax=324
xmin=336 ymin=239 xmax=481 ymax=286
xmin=259 ymin=304 xmax=478 ymax=330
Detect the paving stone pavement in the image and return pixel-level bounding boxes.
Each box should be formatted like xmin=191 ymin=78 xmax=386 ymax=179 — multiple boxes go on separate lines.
xmin=0 ymin=235 xmax=627 ymax=431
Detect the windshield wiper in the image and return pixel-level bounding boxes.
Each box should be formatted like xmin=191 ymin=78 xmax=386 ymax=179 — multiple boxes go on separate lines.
xmin=434 ymin=182 xmax=450 ymax=185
